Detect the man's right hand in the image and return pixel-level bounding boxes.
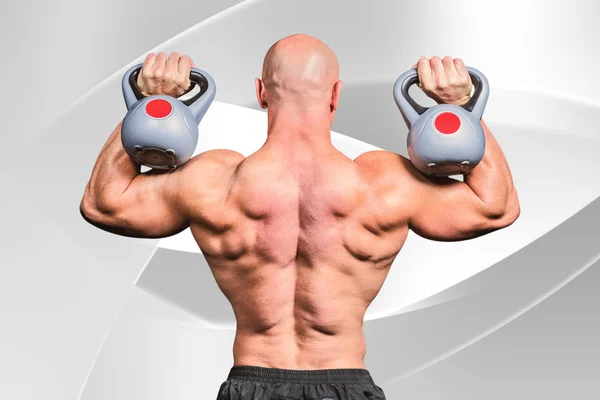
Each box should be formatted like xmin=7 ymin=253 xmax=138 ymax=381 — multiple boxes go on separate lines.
xmin=412 ymin=56 xmax=472 ymax=107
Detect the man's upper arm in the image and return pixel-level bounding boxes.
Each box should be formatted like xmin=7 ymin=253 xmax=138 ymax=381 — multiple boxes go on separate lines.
xmin=355 ymin=150 xmax=507 ymax=242
xmin=81 ymin=150 xmax=243 ymax=238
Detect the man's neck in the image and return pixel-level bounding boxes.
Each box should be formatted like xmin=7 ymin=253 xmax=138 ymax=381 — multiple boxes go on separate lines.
xmin=265 ymin=105 xmax=334 ymax=150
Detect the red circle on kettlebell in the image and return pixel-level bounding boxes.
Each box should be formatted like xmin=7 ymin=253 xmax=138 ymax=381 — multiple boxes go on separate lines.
xmin=434 ymin=112 xmax=461 ymax=134
xmin=145 ymin=99 xmax=172 ymax=119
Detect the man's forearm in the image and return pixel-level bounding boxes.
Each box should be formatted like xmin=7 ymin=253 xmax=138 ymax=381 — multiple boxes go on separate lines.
xmin=81 ymin=121 xmax=140 ymax=213
xmin=463 ymin=119 xmax=519 ymax=218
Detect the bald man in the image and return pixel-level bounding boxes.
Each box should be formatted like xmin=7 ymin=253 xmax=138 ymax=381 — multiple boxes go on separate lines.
xmin=80 ymin=34 xmax=520 ymax=400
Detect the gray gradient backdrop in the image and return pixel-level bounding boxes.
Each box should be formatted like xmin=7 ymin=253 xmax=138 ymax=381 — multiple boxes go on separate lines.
xmin=1 ymin=0 xmax=599 ymax=399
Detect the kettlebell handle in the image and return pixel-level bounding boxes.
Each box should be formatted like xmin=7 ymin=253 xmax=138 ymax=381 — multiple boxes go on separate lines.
xmin=122 ymin=63 xmax=216 ymax=124
xmin=393 ymin=66 xmax=489 ymax=127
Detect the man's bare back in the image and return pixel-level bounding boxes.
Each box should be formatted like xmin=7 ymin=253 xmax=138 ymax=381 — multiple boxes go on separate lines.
xmin=188 ymin=143 xmax=409 ymax=369
xmin=80 ymin=34 xmax=519 ymax=398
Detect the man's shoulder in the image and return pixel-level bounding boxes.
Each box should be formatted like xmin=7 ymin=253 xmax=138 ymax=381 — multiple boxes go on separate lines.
xmin=353 ymin=150 xmax=411 ymax=180
xmin=189 ymin=149 xmax=246 ymax=168
xmin=176 ymin=149 xmax=245 ymax=189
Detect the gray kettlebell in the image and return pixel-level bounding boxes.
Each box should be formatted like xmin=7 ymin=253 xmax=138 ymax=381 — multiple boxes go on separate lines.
xmin=121 ymin=63 xmax=216 ymax=170
xmin=393 ymin=67 xmax=489 ymax=177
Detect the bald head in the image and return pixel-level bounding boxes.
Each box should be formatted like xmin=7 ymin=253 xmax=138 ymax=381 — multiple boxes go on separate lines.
xmin=256 ymin=34 xmax=341 ymax=112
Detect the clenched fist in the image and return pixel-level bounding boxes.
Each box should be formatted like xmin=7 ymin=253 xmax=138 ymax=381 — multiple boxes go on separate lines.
xmin=412 ymin=56 xmax=472 ymax=106
xmin=137 ymin=52 xmax=196 ymax=98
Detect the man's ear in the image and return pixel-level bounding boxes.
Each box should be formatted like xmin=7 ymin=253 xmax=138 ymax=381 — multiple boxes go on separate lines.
xmin=330 ymin=80 xmax=342 ymax=112
xmin=255 ymin=78 xmax=268 ymax=109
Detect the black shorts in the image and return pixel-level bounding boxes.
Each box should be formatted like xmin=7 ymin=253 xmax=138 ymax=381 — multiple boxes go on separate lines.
xmin=216 ymin=365 xmax=387 ymax=400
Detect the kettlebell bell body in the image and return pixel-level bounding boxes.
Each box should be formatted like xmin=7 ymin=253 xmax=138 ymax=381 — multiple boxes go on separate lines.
xmin=393 ymin=67 xmax=489 ymax=177
xmin=121 ymin=63 xmax=216 ymax=170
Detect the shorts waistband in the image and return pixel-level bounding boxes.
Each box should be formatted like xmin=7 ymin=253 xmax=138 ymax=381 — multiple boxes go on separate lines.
xmin=227 ymin=365 xmax=375 ymax=385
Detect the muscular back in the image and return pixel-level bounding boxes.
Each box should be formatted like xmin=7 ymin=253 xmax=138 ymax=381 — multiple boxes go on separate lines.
xmin=80 ymin=113 xmax=515 ymax=370
xmin=187 ymin=145 xmax=410 ymax=368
